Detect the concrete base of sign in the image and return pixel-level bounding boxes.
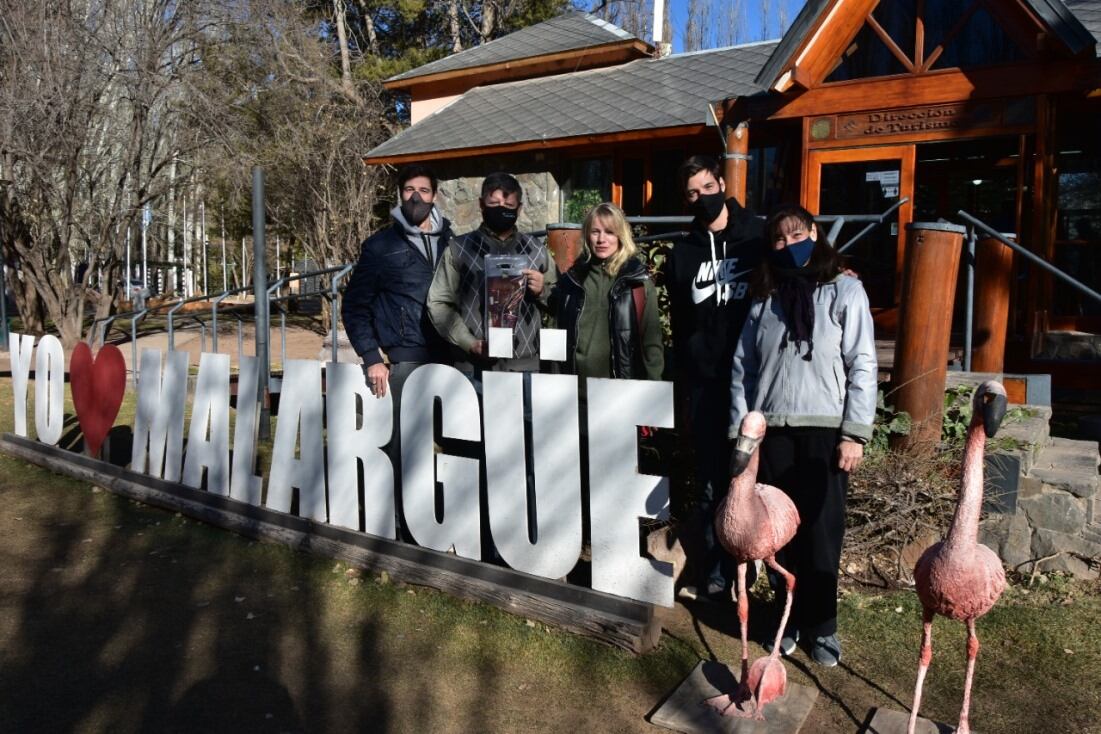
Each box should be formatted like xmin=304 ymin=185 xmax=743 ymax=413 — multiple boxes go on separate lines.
xmin=864 ymin=707 xmax=971 ymax=734
xmin=649 ymin=660 xmax=817 ymax=733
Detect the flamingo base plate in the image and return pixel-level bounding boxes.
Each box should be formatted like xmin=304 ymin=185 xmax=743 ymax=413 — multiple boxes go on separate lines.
xmin=649 ymin=660 xmax=818 ymax=733
xmin=864 ymin=707 xmax=975 ymax=734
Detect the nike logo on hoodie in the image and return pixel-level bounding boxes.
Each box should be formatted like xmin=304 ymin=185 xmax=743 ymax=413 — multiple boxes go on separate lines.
xmin=690 ymin=260 xmax=753 ymax=304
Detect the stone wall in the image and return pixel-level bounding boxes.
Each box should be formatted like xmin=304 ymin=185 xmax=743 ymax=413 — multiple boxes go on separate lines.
xmin=979 ymin=406 xmax=1101 ymax=579
xmin=433 ymin=153 xmax=564 ymax=235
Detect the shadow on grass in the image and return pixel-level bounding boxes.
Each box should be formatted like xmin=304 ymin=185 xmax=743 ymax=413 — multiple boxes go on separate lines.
xmin=0 ymin=470 xmax=383 ymax=731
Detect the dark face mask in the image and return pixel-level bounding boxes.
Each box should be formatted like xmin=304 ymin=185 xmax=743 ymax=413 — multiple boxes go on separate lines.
xmin=482 ymin=204 xmax=519 ymax=234
xmin=690 ymin=191 xmax=727 ymax=223
xmin=401 ymin=193 xmax=433 ymax=227
xmin=767 ymin=237 xmax=816 ymax=270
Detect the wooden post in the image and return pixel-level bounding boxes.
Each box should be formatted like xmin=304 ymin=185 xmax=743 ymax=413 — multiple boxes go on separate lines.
xmin=546 ymin=223 xmax=583 ymax=273
xmin=724 ymin=121 xmax=749 ymax=207
xmin=971 ymin=234 xmax=1016 ymax=373
xmin=891 ymin=222 xmax=965 ymax=453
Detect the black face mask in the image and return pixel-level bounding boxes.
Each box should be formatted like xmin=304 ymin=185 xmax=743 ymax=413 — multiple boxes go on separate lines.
xmin=401 ymin=193 xmax=433 ymax=227
xmin=691 ymin=191 xmax=727 ymax=223
xmin=482 ymin=204 xmax=519 ymax=234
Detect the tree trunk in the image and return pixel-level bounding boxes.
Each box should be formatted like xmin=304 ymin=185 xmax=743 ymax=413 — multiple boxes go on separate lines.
xmin=480 ymin=0 xmax=497 ymax=43
xmin=332 ymin=0 xmax=360 ymax=104
xmin=360 ymin=3 xmax=381 ymax=56
xmin=167 ymin=154 xmax=177 ymax=294
xmin=448 ymin=0 xmax=463 ymax=52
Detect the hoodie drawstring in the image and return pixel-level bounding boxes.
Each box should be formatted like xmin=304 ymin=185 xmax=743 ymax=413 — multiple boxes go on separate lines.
xmin=708 ymin=231 xmax=721 ymax=306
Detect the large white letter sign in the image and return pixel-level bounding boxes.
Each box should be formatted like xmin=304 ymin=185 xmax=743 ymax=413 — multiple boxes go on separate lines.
xmin=131 ymin=348 xmax=190 ymax=480
xmin=33 ymin=335 xmax=65 ymax=446
xmin=230 ymin=356 xmax=263 ymax=505
xmin=9 ymin=333 xmax=36 ymax=437
xmin=325 ymin=361 xmax=394 ymax=537
xmin=182 ymin=352 xmax=231 ymax=494
xmin=483 ymin=372 xmax=582 ymax=579
xmin=586 ymin=378 xmax=675 ymax=606
xmin=267 ymin=359 xmax=327 ymax=522
xmin=401 ymin=364 xmax=481 ymax=559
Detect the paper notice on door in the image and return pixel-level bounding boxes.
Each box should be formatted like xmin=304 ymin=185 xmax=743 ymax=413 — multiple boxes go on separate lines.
xmin=882 ymin=185 xmax=899 ymax=198
xmin=865 ymin=170 xmax=900 ymax=185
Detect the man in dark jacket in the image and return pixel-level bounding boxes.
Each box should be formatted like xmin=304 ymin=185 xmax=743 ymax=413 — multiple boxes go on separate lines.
xmin=664 ymin=155 xmax=765 ymax=600
xmin=341 ymin=163 xmax=452 ymax=402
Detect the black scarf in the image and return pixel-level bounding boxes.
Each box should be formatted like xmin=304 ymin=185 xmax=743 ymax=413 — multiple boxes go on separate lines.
xmin=772 ymin=266 xmax=817 ymax=360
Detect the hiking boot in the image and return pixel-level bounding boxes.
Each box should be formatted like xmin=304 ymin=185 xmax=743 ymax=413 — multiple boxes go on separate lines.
xmin=811 ymin=634 xmax=842 ymax=667
xmin=764 ymin=628 xmax=799 ymax=656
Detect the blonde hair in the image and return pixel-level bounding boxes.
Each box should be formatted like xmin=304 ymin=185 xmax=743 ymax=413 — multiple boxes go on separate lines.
xmin=581 ymin=202 xmax=638 ymax=276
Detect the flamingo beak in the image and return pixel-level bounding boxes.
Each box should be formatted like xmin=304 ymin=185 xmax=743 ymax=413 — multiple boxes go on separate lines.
xmin=982 ymin=393 xmax=1008 ymax=438
xmin=730 ymin=434 xmax=761 ymax=477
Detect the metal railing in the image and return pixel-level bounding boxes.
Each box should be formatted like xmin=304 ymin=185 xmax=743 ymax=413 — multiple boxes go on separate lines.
xmin=818 ymin=198 xmax=909 ymax=253
xmin=957 ymin=210 xmax=1101 ymax=371
xmin=91 ymin=261 xmax=354 ymax=389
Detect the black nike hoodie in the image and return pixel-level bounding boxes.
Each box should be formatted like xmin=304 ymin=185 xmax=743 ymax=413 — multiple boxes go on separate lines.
xmin=664 ymin=198 xmax=765 ymax=381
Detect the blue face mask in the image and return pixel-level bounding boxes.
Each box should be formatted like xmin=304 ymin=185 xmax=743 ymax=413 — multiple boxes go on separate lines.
xmin=768 ymin=237 xmax=816 ymax=269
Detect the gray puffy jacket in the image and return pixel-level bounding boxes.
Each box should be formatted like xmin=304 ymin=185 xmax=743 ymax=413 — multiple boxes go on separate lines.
xmin=729 ymin=274 xmax=877 ymax=441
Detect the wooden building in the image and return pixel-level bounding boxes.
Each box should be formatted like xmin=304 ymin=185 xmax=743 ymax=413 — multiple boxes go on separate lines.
xmin=365 ymin=2 xmax=1101 ymax=384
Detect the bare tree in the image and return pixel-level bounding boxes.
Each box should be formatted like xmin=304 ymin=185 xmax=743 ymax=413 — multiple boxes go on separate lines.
xmin=0 ymin=0 xmax=222 ymax=345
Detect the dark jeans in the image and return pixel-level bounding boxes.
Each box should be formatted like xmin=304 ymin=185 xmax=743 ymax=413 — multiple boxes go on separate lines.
xmin=684 ymin=378 xmax=739 ymax=593
xmin=757 ymin=426 xmax=848 ymax=638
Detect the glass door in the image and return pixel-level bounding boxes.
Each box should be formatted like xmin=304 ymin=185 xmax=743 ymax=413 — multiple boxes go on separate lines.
xmin=804 ymin=146 xmax=915 ymax=313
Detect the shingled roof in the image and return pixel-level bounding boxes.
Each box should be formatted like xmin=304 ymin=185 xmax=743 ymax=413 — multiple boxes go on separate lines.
xmin=365 ymin=41 xmax=776 ymax=162
xmin=385 ymin=12 xmax=643 ymax=85
xmin=1065 ymin=0 xmax=1101 ymax=55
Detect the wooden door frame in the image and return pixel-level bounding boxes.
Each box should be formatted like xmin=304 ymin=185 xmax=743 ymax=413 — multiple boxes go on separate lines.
xmin=803 ymin=144 xmax=916 ymax=304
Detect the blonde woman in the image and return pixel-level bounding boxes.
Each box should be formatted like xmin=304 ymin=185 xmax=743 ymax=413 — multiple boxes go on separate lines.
xmin=551 ymin=202 xmax=663 ymax=380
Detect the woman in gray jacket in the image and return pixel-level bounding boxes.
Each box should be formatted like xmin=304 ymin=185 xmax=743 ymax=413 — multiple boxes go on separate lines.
xmin=729 ymin=204 xmax=877 ymax=667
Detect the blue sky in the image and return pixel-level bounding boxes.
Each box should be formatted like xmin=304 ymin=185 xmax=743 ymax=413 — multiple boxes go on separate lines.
xmin=660 ymin=0 xmax=802 ymax=52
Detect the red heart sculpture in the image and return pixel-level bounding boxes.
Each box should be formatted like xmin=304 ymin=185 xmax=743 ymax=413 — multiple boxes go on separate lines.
xmin=70 ymin=342 xmax=127 ymax=458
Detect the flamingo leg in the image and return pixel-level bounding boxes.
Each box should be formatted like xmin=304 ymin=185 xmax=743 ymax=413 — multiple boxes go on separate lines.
xmin=736 ymin=563 xmax=750 ymax=688
xmin=763 ymin=556 xmax=796 ymax=660
xmin=704 ymin=563 xmax=754 ymax=716
xmin=957 ymin=619 xmax=979 ymax=734
xmin=906 ymin=607 xmax=935 ymax=734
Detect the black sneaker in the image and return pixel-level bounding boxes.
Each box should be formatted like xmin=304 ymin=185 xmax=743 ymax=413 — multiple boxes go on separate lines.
xmin=811 ymin=634 xmax=841 ymax=667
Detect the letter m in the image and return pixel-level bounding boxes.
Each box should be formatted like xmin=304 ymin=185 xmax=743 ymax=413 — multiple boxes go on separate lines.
xmin=131 ymin=349 xmax=190 ymax=481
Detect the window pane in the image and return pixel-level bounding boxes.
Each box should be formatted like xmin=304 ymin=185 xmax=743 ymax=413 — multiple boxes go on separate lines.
xmin=818 ymin=159 xmax=902 ymax=308
xmin=825 ymin=21 xmax=909 ymax=83
xmin=621 ymin=158 xmax=645 ymax=216
xmin=649 ymin=149 xmax=688 ymax=217
xmin=563 ymin=158 xmax=611 ymax=223
xmin=1055 ymin=151 xmax=1101 ymax=317
xmin=928 ymin=4 xmax=1025 ymax=70
xmin=872 ymin=0 xmax=916 ymax=63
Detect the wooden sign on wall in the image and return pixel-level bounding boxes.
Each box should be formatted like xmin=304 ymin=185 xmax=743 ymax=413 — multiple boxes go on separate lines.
xmin=806 ymin=97 xmax=1035 ymax=148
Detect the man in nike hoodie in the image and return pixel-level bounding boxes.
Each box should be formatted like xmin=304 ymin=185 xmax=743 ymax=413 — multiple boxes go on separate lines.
xmin=665 ymin=155 xmax=765 ymax=600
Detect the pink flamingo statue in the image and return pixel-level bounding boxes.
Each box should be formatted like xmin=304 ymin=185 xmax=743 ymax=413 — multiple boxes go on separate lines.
xmin=907 ymin=380 xmax=1008 ymax=734
xmin=705 ymin=411 xmax=800 ymax=719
